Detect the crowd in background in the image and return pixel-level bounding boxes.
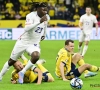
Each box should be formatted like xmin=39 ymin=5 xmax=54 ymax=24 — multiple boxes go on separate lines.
xmin=0 ymin=0 xmax=100 ymax=27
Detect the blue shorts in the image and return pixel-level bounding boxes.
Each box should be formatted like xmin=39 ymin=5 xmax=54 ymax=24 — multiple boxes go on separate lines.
xmin=65 ymin=63 xmax=81 ymax=80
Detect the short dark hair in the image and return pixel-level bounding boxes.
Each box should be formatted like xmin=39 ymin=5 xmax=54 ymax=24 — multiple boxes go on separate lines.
xmin=86 ymin=6 xmax=91 ymax=9
xmin=34 ymin=2 xmax=47 ymax=8
xmin=65 ymin=39 xmax=74 ymax=45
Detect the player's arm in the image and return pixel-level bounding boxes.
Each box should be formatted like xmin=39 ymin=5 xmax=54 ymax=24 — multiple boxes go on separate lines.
xmin=59 ymin=54 xmax=69 ymax=81
xmin=41 ymin=14 xmax=50 ymax=41
xmin=94 ymin=16 xmax=98 ymax=36
xmin=25 ymin=14 xmax=48 ymax=32
xmin=24 ymin=15 xmax=40 ymax=32
xmin=11 ymin=71 xmax=18 ymax=84
xmin=95 ymin=23 xmax=98 ymax=36
xmin=33 ymin=67 xmax=42 ymax=85
xmin=11 ymin=78 xmax=17 ymax=84
xmin=59 ymin=62 xmax=67 ymax=81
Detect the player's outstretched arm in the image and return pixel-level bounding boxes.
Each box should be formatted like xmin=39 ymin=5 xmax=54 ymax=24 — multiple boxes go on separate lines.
xmin=95 ymin=23 xmax=98 ymax=36
xmin=34 ymin=68 xmax=42 ymax=85
xmin=59 ymin=62 xmax=69 ymax=81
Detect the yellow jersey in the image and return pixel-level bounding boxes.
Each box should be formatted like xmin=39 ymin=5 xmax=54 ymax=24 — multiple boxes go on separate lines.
xmin=55 ymin=48 xmax=72 ymax=77
xmin=11 ymin=60 xmax=38 ymax=83
xmin=11 ymin=69 xmax=38 ymax=83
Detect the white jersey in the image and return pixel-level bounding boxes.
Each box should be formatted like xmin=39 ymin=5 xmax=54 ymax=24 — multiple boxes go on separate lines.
xmin=80 ymin=14 xmax=97 ymax=34
xmin=19 ymin=11 xmax=50 ymax=44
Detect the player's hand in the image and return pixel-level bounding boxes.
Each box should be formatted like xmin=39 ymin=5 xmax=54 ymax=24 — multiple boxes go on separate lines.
xmin=80 ymin=27 xmax=83 ymax=30
xmin=35 ymin=82 xmax=41 ymax=85
xmin=63 ymin=78 xmax=69 ymax=81
xmin=41 ymin=36 xmax=45 ymax=41
xmin=40 ymin=15 xmax=47 ymax=23
xmin=11 ymin=80 xmax=17 ymax=84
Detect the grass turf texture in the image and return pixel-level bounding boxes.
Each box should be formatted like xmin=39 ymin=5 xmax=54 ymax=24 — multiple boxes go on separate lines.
xmin=0 ymin=40 xmax=100 ymax=90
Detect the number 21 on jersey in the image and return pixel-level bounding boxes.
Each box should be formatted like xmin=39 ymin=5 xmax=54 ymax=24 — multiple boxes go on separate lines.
xmin=35 ymin=27 xmax=43 ymax=33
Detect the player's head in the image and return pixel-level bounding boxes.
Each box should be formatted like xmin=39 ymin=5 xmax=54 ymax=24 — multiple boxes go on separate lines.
xmin=86 ymin=7 xmax=92 ymax=15
xmin=35 ymin=2 xmax=48 ymax=17
xmin=65 ymin=39 xmax=74 ymax=52
xmin=13 ymin=60 xmax=24 ymax=71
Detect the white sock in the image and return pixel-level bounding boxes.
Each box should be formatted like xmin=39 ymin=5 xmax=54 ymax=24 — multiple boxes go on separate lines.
xmin=82 ymin=45 xmax=88 ymax=56
xmin=78 ymin=45 xmax=82 ymax=54
xmin=0 ymin=61 xmax=10 ymax=77
xmin=21 ymin=60 xmax=34 ymax=74
xmin=21 ymin=54 xmax=28 ymax=61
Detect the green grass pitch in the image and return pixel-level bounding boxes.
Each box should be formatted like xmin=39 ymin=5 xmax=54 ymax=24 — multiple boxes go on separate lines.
xmin=0 ymin=40 xmax=100 ymax=90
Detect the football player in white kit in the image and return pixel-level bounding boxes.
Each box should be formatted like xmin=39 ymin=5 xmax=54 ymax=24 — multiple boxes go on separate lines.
xmin=78 ymin=7 xmax=98 ymax=78
xmin=0 ymin=2 xmax=50 ymax=84
xmin=78 ymin=7 xmax=98 ymax=57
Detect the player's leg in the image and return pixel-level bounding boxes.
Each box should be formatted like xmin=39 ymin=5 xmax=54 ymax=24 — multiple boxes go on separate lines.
xmin=18 ymin=45 xmax=40 ymax=84
xmin=78 ymin=31 xmax=84 ymax=54
xmin=36 ymin=59 xmax=54 ymax=82
xmin=81 ymin=33 xmax=91 ymax=57
xmin=69 ymin=64 xmax=99 ymax=79
xmin=0 ymin=58 xmax=16 ymax=81
xmin=72 ymin=53 xmax=82 ymax=65
xmin=78 ymin=64 xmax=99 ymax=75
xmin=0 ymin=41 xmax=25 ymax=81
xmin=73 ymin=53 xmax=97 ymax=77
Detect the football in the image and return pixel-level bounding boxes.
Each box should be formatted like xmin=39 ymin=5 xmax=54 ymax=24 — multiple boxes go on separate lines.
xmin=70 ymin=77 xmax=83 ymax=90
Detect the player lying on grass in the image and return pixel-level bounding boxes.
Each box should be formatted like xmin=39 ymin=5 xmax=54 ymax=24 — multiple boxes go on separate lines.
xmin=11 ymin=55 xmax=54 ymax=84
xmin=55 ymin=39 xmax=99 ymax=81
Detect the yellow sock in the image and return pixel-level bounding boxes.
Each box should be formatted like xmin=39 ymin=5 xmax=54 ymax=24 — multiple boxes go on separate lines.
xmin=23 ymin=60 xmax=28 ymax=65
xmin=37 ymin=64 xmax=54 ymax=81
xmin=77 ymin=58 xmax=85 ymax=66
xmin=77 ymin=59 xmax=89 ymax=74
xmin=90 ymin=65 xmax=99 ymax=72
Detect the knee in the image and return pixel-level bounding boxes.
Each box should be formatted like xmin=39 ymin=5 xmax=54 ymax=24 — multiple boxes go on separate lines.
xmin=73 ymin=53 xmax=82 ymax=60
xmin=8 ymin=58 xmax=16 ymax=66
xmin=31 ymin=51 xmax=40 ymax=64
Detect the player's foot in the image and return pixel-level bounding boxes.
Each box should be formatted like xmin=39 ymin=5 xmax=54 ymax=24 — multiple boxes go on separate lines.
xmin=84 ymin=72 xmax=97 ymax=78
xmin=18 ymin=71 xmax=24 ymax=84
xmin=36 ymin=59 xmax=46 ymax=64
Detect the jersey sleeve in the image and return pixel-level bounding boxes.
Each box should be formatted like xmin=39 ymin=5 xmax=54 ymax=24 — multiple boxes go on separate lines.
xmin=24 ymin=14 xmax=40 ymax=32
xmin=93 ymin=16 xmax=98 ymax=23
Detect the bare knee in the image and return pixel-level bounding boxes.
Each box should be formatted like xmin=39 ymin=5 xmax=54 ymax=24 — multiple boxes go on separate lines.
xmin=73 ymin=53 xmax=82 ymax=61
xmin=31 ymin=51 xmax=40 ymax=64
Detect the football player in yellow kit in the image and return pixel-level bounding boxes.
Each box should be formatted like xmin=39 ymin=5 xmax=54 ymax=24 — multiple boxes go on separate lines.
xmin=55 ymin=39 xmax=99 ymax=81
xmin=11 ymin=55 xmax=54 ymax=84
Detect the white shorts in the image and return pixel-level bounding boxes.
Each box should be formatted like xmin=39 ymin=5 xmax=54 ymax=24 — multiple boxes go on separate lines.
xmin=79 ymin=31 xmax=91 ymax=42
xmin=10 ymin=39 xmax=40 ymax=61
